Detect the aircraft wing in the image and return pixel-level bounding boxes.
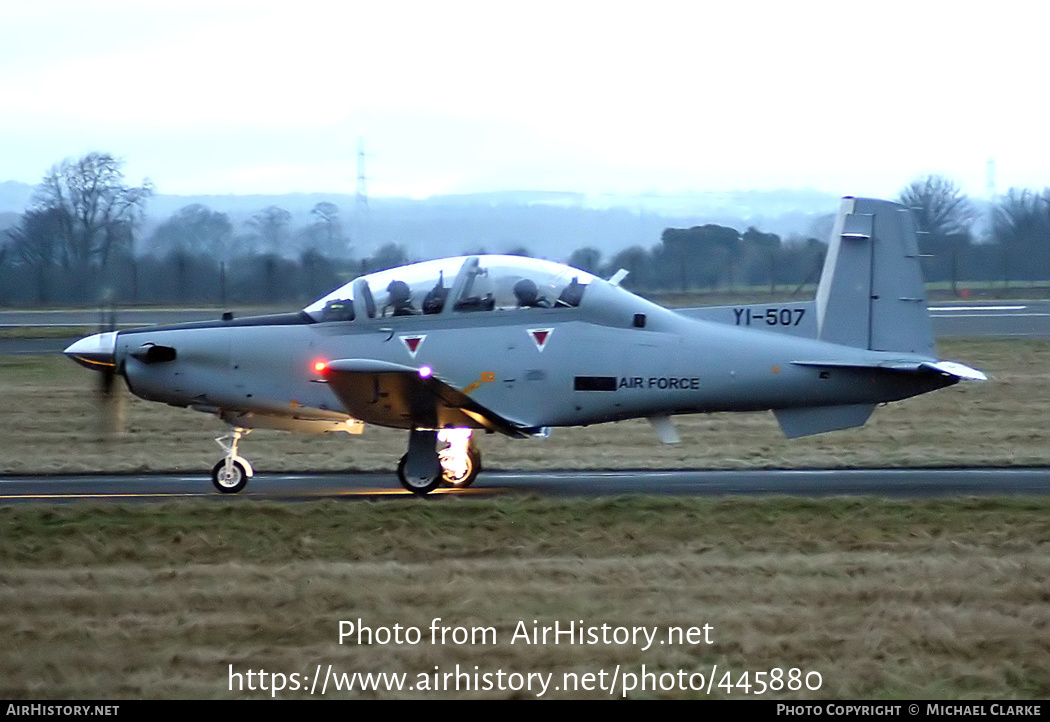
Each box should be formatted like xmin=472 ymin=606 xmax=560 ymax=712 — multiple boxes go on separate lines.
xmin=320 ymin=359 xmax=529 ymax=436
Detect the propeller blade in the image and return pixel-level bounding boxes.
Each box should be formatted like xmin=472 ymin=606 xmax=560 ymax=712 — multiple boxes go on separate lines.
xmin=98 ymin=302 xmax=124 ymax=438
xmin=63 ymin=301 xmax=126 ymax=438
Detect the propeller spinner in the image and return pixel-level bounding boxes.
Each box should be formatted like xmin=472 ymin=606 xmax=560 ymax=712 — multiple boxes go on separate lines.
xmin=65 ymin=326 xmax=125 ymax=437
xmin=64 ymin=331 xmax=119 ymax=370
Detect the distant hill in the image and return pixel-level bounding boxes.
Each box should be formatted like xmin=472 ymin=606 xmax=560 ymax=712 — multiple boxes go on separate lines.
xmin=0 ymin=181 xmax=32 ymax=212
xmin=0 ymin=182 xmax=839 ymax=261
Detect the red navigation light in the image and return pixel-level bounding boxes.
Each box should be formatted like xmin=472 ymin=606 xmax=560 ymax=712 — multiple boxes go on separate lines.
xmin=313 ymin=360 xmax=327 ymax=373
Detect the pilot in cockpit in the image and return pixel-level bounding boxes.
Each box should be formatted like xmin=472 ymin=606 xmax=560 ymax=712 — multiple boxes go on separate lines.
xmin=513 ymin=278 xmax=552 ymax=308
xmin=385 ymin=280 xmax=418 ymax=316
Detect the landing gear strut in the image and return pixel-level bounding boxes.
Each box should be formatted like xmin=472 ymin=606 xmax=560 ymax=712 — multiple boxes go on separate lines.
xmin=396 ymin=428 xmax=481 ymax=495
xmin=211 ymin=427 xmax=255 ymax=493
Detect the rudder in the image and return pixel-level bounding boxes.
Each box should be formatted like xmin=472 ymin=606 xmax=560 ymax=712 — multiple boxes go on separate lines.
xmin=815 ymin=197 xmax=934 ymax=356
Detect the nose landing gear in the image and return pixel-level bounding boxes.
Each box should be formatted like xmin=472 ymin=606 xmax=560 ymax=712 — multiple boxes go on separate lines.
xmin=211 ymin=427 xmax=254 ymax=493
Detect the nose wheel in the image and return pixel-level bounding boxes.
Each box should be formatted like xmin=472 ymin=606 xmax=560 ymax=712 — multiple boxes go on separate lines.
xmin=211 ymin=428 xmax=254 ymax=493
xmin=211 ymin=459 xmax=249 ymax=493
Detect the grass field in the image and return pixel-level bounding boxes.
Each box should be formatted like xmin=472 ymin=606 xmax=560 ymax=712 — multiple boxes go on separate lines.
xmin=0 ymin=339 xmax=1047 ymax=699
xmin=0 ymin=497 xmax=1047 ymax=699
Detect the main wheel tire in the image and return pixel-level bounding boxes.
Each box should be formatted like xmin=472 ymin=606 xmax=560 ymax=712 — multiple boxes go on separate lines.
xmin=211 ymin=459 xmax=249 ymax=493
xmin=442 ymin=447 xmax=481 ymax=489
xmin=396 ymin=454 xmax=442 ymax=495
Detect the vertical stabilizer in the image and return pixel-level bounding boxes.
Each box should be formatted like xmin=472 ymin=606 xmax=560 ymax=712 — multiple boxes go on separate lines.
xmin=815 ymin=197 xmax=934 ymax=356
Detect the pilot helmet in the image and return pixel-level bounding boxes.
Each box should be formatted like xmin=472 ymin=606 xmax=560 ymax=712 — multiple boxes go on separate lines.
xmin=386 ymin=280 xmax=411 ymax=303
xmin=513 ymin=278 xmax=539 ymax=305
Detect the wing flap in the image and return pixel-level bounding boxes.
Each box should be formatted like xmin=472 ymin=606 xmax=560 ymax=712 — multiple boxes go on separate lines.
xmin=321 ymin=359 xmax=527 ymax=435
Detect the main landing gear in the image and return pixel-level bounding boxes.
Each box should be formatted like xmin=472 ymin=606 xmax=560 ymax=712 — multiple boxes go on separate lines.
xmin=396 ymin=428 xmax=481 ymax=495
xmin=211 ymin=427 xmax=255 ymax=493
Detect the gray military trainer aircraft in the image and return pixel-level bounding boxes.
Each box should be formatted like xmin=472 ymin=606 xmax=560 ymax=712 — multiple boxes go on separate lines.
xmin=65 ymin=197 xmax=985 ymax=494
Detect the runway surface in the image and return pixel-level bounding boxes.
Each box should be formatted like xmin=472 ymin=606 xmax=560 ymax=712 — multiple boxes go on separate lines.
xmin=927 ymin=301 xmax=1050 ymax=338
xmin=1 ymin=467 xmax=1048 ymax=503
xmin=1 ymin=301 xmax=1048 ymax=355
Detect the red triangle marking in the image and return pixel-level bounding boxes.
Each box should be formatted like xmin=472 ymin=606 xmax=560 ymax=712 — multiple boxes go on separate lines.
xmin=402 ymin=335 xmax=425 ymax=356
xmin=528 ymin=328 xmax=553 ymax=351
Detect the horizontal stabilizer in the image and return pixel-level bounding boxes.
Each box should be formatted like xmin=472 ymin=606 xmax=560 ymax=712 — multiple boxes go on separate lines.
xmin=791 ymin=358 xmax=986 ymax=381
xmin=917 ymin=361 xmax=987 ymax=381
xmin=773 ymin=403 xmax=875 ymax=439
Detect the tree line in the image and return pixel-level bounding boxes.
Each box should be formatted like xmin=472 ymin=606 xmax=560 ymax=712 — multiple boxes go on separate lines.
xmin=0 ymin=153 xmax=411 ymax=306
xmin=1 ymin=153 xmax=1048 ymax=307
xmin=570 ymin=176 xmax=1050 ymax=297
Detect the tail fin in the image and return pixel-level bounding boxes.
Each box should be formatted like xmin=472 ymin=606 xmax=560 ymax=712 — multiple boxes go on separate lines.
xmin=815 ymin=197 xmax=934 ymax=356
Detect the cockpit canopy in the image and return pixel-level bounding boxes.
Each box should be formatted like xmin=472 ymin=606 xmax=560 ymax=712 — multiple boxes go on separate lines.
xmin=303 ymin=255 xmax=597 ymax=322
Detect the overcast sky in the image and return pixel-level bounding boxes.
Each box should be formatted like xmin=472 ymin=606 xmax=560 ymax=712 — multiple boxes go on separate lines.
xmin=1 ymin=1 xmax=1047 ymax=200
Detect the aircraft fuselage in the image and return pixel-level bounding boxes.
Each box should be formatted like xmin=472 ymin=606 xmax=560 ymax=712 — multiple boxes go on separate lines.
xmin=117 ymin=301 xmax=953 ymax=433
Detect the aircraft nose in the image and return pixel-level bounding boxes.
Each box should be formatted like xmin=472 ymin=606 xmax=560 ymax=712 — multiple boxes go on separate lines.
xmin=64 ymin=331 xmax=118 ymax=370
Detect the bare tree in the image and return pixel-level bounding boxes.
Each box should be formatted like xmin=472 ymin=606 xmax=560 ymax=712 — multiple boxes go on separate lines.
xmin=897 ymin=175 xmax=975 ymax=239
xmin=32 ymin=153 xmax=153 ymax=274
xmin=148 ymin=204 xmax=232 ymax=258
xmin=6 ymin=207 xmax=67 ymax=304
xmin=246 ymin=205 xmax=291 ymax=255
xmin=993 ymin=188 xmax=1050 ymax=282
xmin=898 ymin=176 xmax=976 ymax=293
xmin=245 ymin=206 xmax=291 ymax=302
xmin=144 ymin=205 xmax=233 ymax=302
xmin=296 ymin=201 xmax=351 ymax=261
